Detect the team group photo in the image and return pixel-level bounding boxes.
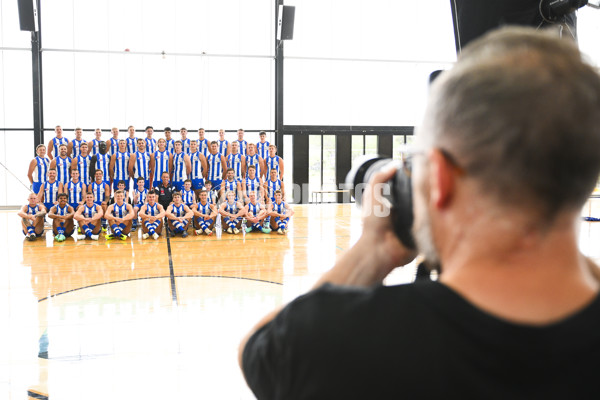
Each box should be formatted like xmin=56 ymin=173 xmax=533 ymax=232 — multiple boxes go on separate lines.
xmin=22 ymin=126 xmax=294 ymax=242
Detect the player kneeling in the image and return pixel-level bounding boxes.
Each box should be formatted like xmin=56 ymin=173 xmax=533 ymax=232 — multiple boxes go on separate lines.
xmin=193 ymin=190 xmax=217 ymax=235
xmin=166 ymin=193 xmax=193 ymax=238
xmin=47 ymin=193 xmax=75 ymax=242
xmin=105 ymin=190 xmax=135 ymax=240
xmin=74 ymin=193 xmax=104 ymax=240
xmin=243 ymin=191 xmax=270 ymax=234
xmin=268 ymin=190 xmax=294 ymax=234
xmin=139 ymin=190 xmax=166 ymax=240
xmin=219 ymin=190 xmax=243 ymax=234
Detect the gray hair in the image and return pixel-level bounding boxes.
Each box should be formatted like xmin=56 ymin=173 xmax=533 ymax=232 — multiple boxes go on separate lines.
xmin=420 ymin=27 xmax=600 ymax=220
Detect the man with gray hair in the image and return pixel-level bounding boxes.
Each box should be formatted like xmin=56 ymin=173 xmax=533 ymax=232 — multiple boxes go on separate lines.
xmin=239 ymin=27 xmax=600 ymax=398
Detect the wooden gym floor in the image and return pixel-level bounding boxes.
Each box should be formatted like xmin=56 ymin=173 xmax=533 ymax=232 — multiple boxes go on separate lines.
xmin=2 ymin=201 xmax=600 ymax=400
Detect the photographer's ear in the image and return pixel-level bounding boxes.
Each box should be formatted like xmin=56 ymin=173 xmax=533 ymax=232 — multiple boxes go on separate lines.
xmin=428 ymin=149 xmax=456 ymax=210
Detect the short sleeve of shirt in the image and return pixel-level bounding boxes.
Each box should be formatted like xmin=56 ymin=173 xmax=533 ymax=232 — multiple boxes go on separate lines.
xmin=241 ymin=284 xmax=375 ymax=399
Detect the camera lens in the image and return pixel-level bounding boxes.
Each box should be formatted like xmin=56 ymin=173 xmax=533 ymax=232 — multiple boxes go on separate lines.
xmin=345 ymin=155 xmax=415 ymax=249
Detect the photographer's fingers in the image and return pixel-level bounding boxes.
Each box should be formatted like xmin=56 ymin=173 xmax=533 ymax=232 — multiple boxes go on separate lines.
xmin=361 ymin=162 xmax=400 ymax=223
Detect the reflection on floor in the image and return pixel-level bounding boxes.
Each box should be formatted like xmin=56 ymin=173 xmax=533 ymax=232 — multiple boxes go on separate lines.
xmin=2 ymin=200 xmax=600 ymax=400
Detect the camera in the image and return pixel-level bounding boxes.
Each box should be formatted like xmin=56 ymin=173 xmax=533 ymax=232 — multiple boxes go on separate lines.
xmin=345 ymin=155 xmax=416 ymax=250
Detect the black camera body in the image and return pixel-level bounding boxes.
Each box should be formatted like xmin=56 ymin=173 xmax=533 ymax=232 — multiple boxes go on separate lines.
xmin=346 ymin=156 xmax=415 ymax=250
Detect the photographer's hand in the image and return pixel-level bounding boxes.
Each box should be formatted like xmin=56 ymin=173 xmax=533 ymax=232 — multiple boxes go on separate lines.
xmin=312 ymin=165 xmax=417 ymax=289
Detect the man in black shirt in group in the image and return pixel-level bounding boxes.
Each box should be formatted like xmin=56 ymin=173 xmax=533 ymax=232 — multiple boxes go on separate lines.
xmin=239 ymin=28 xmax=600 ymax=399
xmin=154 ymin=171 xmax=176 ymax=211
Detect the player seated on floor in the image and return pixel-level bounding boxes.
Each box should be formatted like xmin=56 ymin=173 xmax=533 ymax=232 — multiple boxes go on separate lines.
xmin=47 ymin=193 xmax=75 ymax=242
xmin=219 ymin=190 xmax=244 ymax=234
xmin=74 ymin=193 xmax=104 ymax=241
xmin=18 ymin=193 xmax=47 ymax=241
xmin=268 ymin=190 xmax=294 ymax=235
xmin=243 ymin=191 xmax=270 ymax=234
xmin=132 ymin=176 xmax=148 ymax=231
xmin=166 ymin=192 xmax=193 ymax=238
xmin=192 ymin=189 xmax=217 ymax=236
xmin=139 ymin=190 xmax=166 ymax=240
xmin=105 ymin=190 xmax=135 ymax=240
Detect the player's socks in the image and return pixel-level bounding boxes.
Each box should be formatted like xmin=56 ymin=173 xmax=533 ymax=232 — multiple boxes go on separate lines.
xmin=27 ymin=226 xmax=35 ymax=236
xmin=111 ymin=224 xmax=121 ymax=236
xmin=57 ymin=223 xmax=65 ymax=235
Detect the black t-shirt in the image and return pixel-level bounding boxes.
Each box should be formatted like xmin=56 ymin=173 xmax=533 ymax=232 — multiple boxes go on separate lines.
xmin=155 ymin=184 xmax=176 ymax=210
xmin=242 ymin=281 xmax=600 ymax=399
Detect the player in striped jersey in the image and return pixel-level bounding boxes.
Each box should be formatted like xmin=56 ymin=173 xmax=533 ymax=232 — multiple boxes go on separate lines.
xmin=207 ymin=141 xmax=227 ymax=192
xmin=74 ymin=192 xmax=103 ymax=240
xmin=189 ymin=140 xmax=208 ymax=198
xmin=128 ymin=138 xmax=151 ymax=189
xmin=268 ymin=190 xmax=294 ymax=234
xmin=242 ymin=165 xmax=263 ymax=204
xmin=256 ymin=131 xmax=270 ymax=160
xmin=132 ymin=177 xmax=148 ymax=231
xmin=171 ymin=140 xmax=191 ymax=191
xmin=164 ymin=127 xmax=175 ymax=154
xmin=66 ymin=169 xmax=86 ymax=211
xmin=145 ymin=126 xmax=157 ymax=154
xmin=48 ymin=193 xmax=75 ymax=242
xmin=245 ymin=143 xmax=265 ymax=180
xmin=105 ymin=190 xmax=135 ymax=240
xmin=47 ymin=125 xmax=69 ymax=160
xmin=71 ymin=142 xmax=92 ymax=186
xmin=202 ymin=180 xmax=218 ymax=205
xmin=28 ymin=144 xmax=50 ymax=194
xmin=68 ymin=127 xmax=86 ymax=158
xmin=219 ymin=190 xmax=244 ymax=234
xmin=90 ymin=169 xmax=111 ymax=224
xmin=227 ymin=141 xmax=246 ymax=182
xmin=50 ymin=144 xmax=72 ymax=186
xmin=89 ymin=141 xmax=111 ymax=189
xmin=151 ymin=138 xmax=171 ymax=186
xmin=139 ymin=190 xmax=165 ymax=240
xmin=106 ymin=127 xmax=120 ymax=157
xmin=193 ymin=189 xmax=217 ymax=235
xmin=166 ymin=192 xmax=193 ymax=238
xmin=110 ymin=139 xmax=130 ymax=191
xmin=18 ymin=193 xmax=47 ymax=241
xmin=221 ymin=168 xmax=241 ymax=202
xmin=180 ymin=127 xmax=192 ymax=155
xmin=265 ymin=144 xmax=284 ymax=179
xmin=125 ymin=126 xmax=137 ymax=154
xmin=217 ymin=129 xmax=229 ymax=157
xmin=37 ymin=169 xmax=63 ymax=212
xmin=263 ymin=168 xmax=284 ymax=229
xmin=197 ymin=128 xmax=210 ymax=157
xmin=243 ymin=190 xmax=270 ymax=234
xmin=265 ymin=168 xmax=285 ymax=203
xmin=181 ymin=179 xmax=196 ymax=208
xmin=234 ymin=129 xmax=248 ymax=156
xmin=90 ymin=128 xmax=103 ymax=156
